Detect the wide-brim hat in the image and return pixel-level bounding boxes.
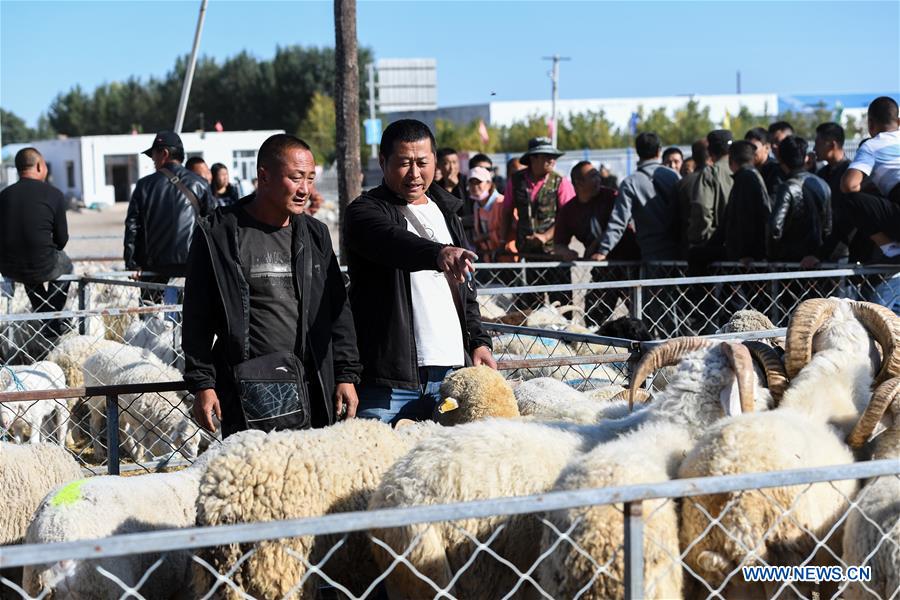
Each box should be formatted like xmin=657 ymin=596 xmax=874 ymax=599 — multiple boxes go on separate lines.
xmin=520 ymin=136 xmax=564 ymax=163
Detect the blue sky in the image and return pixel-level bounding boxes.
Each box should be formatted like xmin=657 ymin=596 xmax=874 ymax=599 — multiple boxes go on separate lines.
xmin=2 ymin=0 xmax=899 ymax=127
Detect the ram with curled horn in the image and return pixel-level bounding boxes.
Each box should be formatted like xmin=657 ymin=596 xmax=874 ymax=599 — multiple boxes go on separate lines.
xmin=678 ymin=297 xmax=900 ymax=598
xmin=533 ymin=336 xmax=785 ymax=599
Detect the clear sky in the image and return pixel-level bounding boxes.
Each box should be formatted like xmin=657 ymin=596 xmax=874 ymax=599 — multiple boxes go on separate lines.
xmin=2 ymin=0 xmax=899 ymax=127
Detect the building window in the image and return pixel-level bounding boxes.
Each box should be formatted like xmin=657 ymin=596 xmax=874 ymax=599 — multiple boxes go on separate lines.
xmin=232 ymin=150 xmax=256 ymax=181
xmin=66 ymin=161 xmax=75 ymax=189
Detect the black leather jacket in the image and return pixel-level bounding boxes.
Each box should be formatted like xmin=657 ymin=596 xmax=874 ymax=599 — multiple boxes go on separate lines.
xmin=767 ymin=171 xmax=832 ymax=261
xmin=124 ymin=162 xmax=215 ymax=274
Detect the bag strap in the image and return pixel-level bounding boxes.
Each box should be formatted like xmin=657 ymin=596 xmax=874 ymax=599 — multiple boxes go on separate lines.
xmin=399 ymin=204 xmax=467 ymax=325
xmin=160 ymin=167 xmax=201 ymax=217
xmin=296 ymin=217 xmax=313 ymax=360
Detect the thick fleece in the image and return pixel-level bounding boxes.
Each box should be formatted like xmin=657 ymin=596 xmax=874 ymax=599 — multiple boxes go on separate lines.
xmin=0 ymin=442 xmax=82 ymax=545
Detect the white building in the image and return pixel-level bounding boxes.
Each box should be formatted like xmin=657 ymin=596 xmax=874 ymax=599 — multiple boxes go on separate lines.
xmin=6 ymin=130 xmax=281 ymax=206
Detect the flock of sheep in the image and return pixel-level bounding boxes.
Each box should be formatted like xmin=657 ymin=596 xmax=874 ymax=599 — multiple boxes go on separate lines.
xmin=1 ymin=293 xmax=899 ymax=599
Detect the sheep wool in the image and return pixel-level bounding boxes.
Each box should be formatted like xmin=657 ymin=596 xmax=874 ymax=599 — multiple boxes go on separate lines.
xmin=22 ymin=431 xmax=262 ymax=599
xmin=193 ymin=419 xmax=439 ymax=599
xmin=0 ymin=442 xmax=82 ymax=545
xmin=437 ymin=365 xmax=518 ymax=424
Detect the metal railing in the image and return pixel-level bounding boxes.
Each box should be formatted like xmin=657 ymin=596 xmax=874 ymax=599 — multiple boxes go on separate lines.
xmin=2 ymin=459 xmax=896 ymax=599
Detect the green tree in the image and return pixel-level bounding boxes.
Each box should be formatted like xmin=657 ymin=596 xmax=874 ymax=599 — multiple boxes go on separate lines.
xmin=298 ymin=91 xmax=337 ymax=165
xmin=727 ymin=105 xmax=771 ymax=139
xmin=671 ymin=100 xmax=714 ymax=144
xmin=558 ymin=110 xmax=625 ymax=150
xmin=498 ymin=114 xmax=549 ymax=152
xmin=1 ymin=108 xmax=35 ymax=143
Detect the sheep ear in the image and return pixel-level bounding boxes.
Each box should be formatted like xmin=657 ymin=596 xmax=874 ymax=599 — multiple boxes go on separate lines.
xmin=718 ymin=377 xmax=743 ymax=417
xmin=437 ymin=397 xmax=459 ymax=414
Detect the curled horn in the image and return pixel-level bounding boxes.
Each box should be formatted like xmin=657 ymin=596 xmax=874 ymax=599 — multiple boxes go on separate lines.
xmin=719 ymin=341 xmax=756 ymax=414
xmin=784 ymin=298 xmax=836 ymax=379
xmin=742 ymin=341 xmax=789 ymax=405
xmin=628 ymin=338 xmax=715 ymax=410
xmin=850 ymin=301 xmax=900 ymax=385
xmin=610 ymin=388 xmax=652 ymax=405
xmin=847 ymin=377 xmax=900 ymax=448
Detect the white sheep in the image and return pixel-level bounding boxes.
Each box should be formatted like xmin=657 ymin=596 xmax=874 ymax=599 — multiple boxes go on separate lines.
xmin=1 ymin=362 xmax=68 ymax=445
xmin=123 ymin=314 xmax=184 ymax=371
xmin=22 ymin=432 xmax=258 ymax=600
xmin=193 ymin=367 xmax=520 ymax=598
xmin=514 ymin=376 xmax=632 ymax=423
xmin=678 ymin=298 xmax=900 ymax=598
xmin=841 ymin=377 xmax=900 ymax=600
xmin=81 ymin=343 xmax=198 ymax=462
xmin=0 ymin=442 xmax=82 ymax=545
xmin=369 ymin=338 xmax=786 ymax=599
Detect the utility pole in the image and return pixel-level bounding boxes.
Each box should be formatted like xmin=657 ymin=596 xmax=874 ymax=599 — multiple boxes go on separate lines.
xmin=367 ymin=63 xmax=377 ymax=163
xmin=334 ymin=0 xmax=361 ymax=264
xmin=542 ymin=54 xmax=570 ymax=148
xmin=174 ymin=0 xmax=208 ymax=134
xmin=736 ymin=70 xmax=742 ymax=95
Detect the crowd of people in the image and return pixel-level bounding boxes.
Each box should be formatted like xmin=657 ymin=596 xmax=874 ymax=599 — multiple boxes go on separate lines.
xmin=434 ymin=96 xmax=900 ymax=271
xmin=1 ymin=96 xmax=898 ymax=438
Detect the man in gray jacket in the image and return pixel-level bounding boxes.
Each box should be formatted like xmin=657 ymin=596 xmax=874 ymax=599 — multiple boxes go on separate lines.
xmin=592 ymin=132 xmax=681 ymax=262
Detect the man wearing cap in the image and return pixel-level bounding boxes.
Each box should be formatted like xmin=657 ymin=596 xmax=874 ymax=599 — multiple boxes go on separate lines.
xmin=502 ymin=137 xmax=575 ymax=258
xmin=124 ymin=130 xmax=215 ymax=303
xmin=688 ymin=129 xmax=734 ymax=247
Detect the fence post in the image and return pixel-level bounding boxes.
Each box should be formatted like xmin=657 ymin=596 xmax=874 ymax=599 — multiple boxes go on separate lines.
xmin=770 ymin=278 xmax=782 ymax=325
xmin=78 ymin=279 xmax=87 ymax=335
xmin=631 ymin=285 xmax=643 ymax=320
xmin=623 ymin=500 xmax=644 ymax=600
xmin=105 ymin=394 xmax=120 ymax=475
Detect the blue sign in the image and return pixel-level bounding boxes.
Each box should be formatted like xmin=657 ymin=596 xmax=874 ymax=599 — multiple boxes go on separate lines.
xmin=364 ymin=118 xmax=382 ymax=145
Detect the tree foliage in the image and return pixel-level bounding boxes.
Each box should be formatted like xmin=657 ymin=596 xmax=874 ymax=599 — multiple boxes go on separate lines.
xmin=37 ymin=45 xmax=373 ymax=138
xmin=1 ymin=108 xmax=56 ymax=143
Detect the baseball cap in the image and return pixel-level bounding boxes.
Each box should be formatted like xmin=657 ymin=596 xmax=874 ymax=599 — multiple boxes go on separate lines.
xmin=468 ymin=166 xmax=492 ymax=182
xmin=142 ymin=130 xmax=184 ymax=157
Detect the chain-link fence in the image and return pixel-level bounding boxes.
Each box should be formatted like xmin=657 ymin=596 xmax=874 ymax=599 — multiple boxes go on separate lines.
xmin=1 ymin=458 xmax=895 ymax=599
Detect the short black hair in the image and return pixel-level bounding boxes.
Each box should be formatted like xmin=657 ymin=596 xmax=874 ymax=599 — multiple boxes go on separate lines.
xmin=436 ymin=147 xmax=458 ymax=162
xmin=257 ymin=133 xmax=311 ymax=172
xmin=777 ymin=135 xmax=808 ymax=170
xmin=185 ymin=156 xmax=206 ymax=170
xmin=868 ymin=96 xmax=899 ymax=126
xmin=380 ymin=119 xmax=436 ymax=161
xmin=768 ymin=121 xmax=793 ymax=142
xmin=744 ymin=127 xmax=769 ymax=145
xmin=662 ymin=147 xmax=683 ymax=162
xmin=569 ymin=160 xmax=595 ymax=185
xmin=468 ymin=153 xmax=492 ymax=169
xmin=635 ymin=132 xmax=661 ymax=160
xmin=14 ymin=147 xmax=41 ymax=172
xmin=815 ymin=122 xmax=845 ymax=148
xmin=689 ymin=139 xmax=709 ymax=166
xmin=160 ymin=145 xmax=185 ymax=163
xmin=729 ymin=140 xmax=756 ymax=167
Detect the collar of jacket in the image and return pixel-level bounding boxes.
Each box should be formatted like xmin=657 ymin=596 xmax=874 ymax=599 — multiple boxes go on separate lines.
xmin=637 ymin=158 xmax=661 ymax=167
xmin=368 ymin=180 xmax=464 ymax=214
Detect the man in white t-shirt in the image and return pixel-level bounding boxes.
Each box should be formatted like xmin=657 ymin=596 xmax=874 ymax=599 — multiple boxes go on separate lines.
xmin=840 ymin=96 xmax=900 ymax=260
xmin=345 ymin=119 xmax=497 ymax=425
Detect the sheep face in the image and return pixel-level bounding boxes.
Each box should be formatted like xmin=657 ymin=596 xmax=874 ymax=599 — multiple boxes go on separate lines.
xmin=436 ymin=366 xmax=519 ymax=425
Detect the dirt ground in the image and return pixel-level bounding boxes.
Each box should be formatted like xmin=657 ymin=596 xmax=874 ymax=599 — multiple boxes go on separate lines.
xmin=66 ymin=202 xmax=129 ymax=260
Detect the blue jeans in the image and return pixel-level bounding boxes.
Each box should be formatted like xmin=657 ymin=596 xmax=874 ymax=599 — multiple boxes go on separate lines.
xmin=356 ymin=366 xmax=454 ymax=425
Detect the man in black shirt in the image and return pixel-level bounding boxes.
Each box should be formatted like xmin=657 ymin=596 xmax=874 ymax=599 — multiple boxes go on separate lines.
xmin=183 ymin=134 xmax=361 ymax=436
xmin=0 ymin=147 xmax=73 ymax=341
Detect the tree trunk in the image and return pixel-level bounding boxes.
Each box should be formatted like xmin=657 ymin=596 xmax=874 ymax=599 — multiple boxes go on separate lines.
xmin=333 ymin=0 xmax=361 ymax=265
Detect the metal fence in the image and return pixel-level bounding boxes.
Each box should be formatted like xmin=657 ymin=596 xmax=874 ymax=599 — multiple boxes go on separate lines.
xmin=2 ymin=458 xmax=896 ymax=599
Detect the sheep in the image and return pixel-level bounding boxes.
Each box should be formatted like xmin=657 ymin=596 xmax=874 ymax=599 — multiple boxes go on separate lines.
xmin=46 ymin=334 xmax=120 ymax=388
xmin=514 ymin=376 xmax=633 ymax=423
xmin=369 ymin=338 xmax=787 ymax=599
xmin=1 ymin=362 xmax=68 ymax=445
xmin=123 ymin=314 xmax=184 ymax=371
xmin=534 ymin=338 xmax=782 ymax=600
xmin=0 ymin=442 xmax=82 ymax=545
xmin=841 ymin=377 xmax=900 ymax=600
xmin=22 ymin=432 xmax=259 ymax=600
xmin=192 ymin=366 xmax=520 ymax=599
xmin=677 ymin=298 xmax=900 ymax=598
xmin=81 ymin=343 xmax=199 ymax=462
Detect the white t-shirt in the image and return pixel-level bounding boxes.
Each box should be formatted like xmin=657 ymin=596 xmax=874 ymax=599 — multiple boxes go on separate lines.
xmin=849 ymin=129 xmax=900 ymax=196
xmin=404 ymin=198 xmax=466 ymax=367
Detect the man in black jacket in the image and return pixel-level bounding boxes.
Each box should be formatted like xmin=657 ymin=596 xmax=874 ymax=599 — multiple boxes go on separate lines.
xmin=0 ymin=147 xmax=73 ymax=344
xmin=767 ymin=135 xmax=832 ymax=262
xmin=183 ymin=134 xmax=360 ymax=437
xmin=124 ymin=130 xmax=215 ymax=303
xmin=344 ymin=119 xmax=495 ymax=425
